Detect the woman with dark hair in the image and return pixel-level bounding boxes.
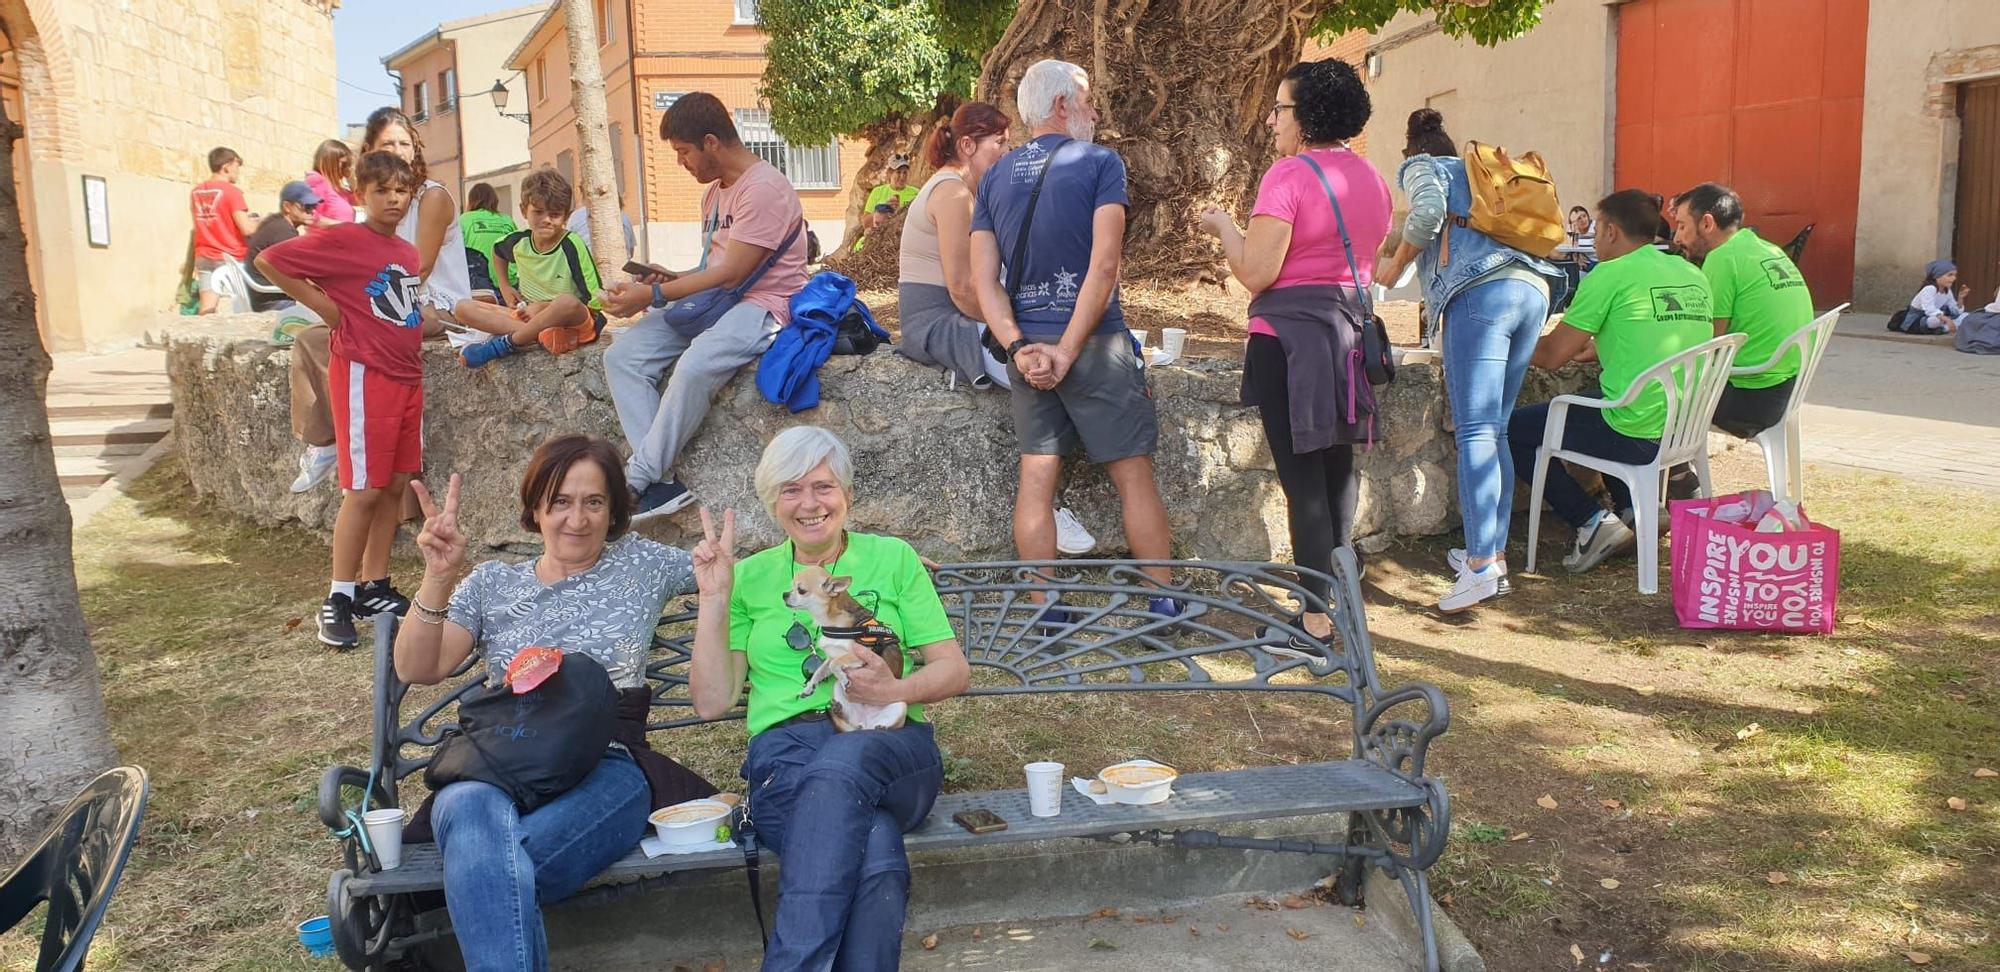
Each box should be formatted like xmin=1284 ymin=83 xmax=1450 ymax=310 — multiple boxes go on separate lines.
xmin=305 ymin=138 xmax=357 ymax=226
xmin=896 ymin=100 xmax=1016 ymax=389
xmin=394 ymin=434 xmax=717 ymax=971
xmin=1377 ymin=108 xmax=1565 ymax=614
xmin=1197 ymin=58 xmax=1391 ymax=650
xmin=460 ymin=181 xmax=519 ymax=302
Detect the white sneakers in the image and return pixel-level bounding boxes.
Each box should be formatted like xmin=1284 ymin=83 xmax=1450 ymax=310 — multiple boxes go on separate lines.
xmin=290 ymin=445 xmax=336 ymax=493
xmin=1438 ymin=563 xmax=1504 ymax=614
xmin=1446 ymin=549 xmax=1512 ymax=595
xmin=1564 ymin=510 xmax=1637 ymax=573
xmin=1054 ymin=507 xmax=1096 ymax=556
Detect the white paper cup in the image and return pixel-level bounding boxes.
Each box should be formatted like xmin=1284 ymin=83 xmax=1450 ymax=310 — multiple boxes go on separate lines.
xmin=362 ymin=808 xmax=406 ymax=870
xmin=1130 ymin=329 xmax=1149 ymax=350
xmin=1161 ymin=327 xmax=1188 ymax=358
xmin=1024 ymin=761 xmax=1065 ymax=817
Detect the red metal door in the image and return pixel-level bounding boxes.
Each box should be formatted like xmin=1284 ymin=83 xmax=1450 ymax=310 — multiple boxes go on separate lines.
xmin=1954 ymin=79 xmax=2000 ymax=305
xmin=1615 ymin=0 xmax=1868 ymax=305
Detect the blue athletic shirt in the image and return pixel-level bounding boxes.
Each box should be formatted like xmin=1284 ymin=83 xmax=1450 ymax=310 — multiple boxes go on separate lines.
xmin=971 ymin=134 xmax=1128 ymax=340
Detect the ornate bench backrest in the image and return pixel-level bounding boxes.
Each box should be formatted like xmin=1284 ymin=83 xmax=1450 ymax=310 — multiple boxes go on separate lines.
xmin=376 ymin=553 xmax=1379 ymax=789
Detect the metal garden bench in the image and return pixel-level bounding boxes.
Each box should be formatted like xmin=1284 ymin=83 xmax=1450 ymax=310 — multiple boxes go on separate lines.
xmin=318 ymin=549 xmax=1453 ymax=970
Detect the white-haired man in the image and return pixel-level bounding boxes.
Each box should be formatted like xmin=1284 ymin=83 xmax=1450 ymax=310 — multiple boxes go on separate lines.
xmin=969 ymin=59 xmax=1181 ymax=619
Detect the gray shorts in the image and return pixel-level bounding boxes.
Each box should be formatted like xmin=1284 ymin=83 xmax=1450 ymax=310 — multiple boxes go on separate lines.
xmin=1008 ymin=331 xmax=1158 ymax=462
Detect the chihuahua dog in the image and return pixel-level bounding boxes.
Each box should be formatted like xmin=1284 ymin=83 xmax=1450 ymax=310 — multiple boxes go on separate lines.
xmin=784 ymin=566 xmax=908 ymax=732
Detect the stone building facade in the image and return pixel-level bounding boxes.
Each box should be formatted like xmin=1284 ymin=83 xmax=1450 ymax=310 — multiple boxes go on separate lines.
xmin=381 ymin=5 xmax=542 ymax=220
xmin=505 ymin=0 xmax=866 ymax=268
xmin=0 ymin=0 xmax=339 ymax=351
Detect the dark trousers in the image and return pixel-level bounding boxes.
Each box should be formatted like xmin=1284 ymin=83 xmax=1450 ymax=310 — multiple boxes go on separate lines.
xmin=1711 ymin=378 xmax=1794 ymax=438
xmin=744 ymin=718 xmax=943 ymax=972
xmin=1247 ymin=334 xmax=1357 ymax=600
xmin=1508 ymin=402 xmax=1659 ymax=529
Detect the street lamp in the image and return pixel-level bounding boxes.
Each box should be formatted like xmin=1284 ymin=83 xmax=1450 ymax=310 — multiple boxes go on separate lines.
xmin=488 ymin=80 xmax=529 ymax=124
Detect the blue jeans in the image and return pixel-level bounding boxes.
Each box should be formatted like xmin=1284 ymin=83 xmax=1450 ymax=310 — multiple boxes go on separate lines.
xmin=432 ymin=748 xmax=650 ymax=972
xmin=744 ymin=718 xmax=943 ymax=972
xmin=1507 ymin=402 xmax=1660 ymax=529
xmin=1442 ymin=278 xmax=1548 ymax=562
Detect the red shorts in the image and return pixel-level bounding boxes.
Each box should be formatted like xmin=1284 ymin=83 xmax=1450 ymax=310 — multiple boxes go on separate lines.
xmin=328 ymin=353 xmax=423 ymax=491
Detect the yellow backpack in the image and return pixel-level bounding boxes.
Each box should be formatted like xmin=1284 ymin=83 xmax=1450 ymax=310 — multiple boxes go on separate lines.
xmin=1460 ymin=141 xmax=1565 ymax=258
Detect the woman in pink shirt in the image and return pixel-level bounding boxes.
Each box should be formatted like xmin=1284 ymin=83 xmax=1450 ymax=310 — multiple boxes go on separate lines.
xmin=305 ymin=139 xmax=357 ymax=226
xmin=1198 ymin=59 xmax=1390 ymax=651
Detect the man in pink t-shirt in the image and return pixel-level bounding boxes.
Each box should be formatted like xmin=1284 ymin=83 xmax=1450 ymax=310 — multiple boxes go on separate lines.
xmin=601 ymin=92 xmax=809 ymax=520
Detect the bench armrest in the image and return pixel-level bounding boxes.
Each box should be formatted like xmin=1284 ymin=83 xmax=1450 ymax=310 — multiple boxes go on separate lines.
xmin=1357 ymin=682 xmax=1450 ymax=780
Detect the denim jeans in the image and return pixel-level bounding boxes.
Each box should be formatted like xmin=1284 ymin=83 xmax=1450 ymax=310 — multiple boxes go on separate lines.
xmin=744 ymin=718 xmax=943 ymax=972
xmin=432 ymin=748 xmax=650 ymax=972
xmin=1442 ymin=278 xmax=1548 ymax=561
xmin=1507 ymin=401 xmax=1660 ymax=529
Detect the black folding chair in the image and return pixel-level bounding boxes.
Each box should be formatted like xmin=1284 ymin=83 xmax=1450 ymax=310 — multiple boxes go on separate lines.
xmin=0 ymin=767 xmax=149 ymax=972
xmin=1783 ymin=223 xmax=1815 ymax=263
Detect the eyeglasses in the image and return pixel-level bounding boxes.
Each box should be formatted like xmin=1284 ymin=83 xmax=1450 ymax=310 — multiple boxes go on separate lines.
xmin=1270 ymin=102 xmax=1297 ymax=116
xmin=786 ymin=621 xmax=825 ymax=681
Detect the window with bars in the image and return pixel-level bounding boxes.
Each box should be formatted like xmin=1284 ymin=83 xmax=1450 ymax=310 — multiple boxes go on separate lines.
xmin=733 ymin=0 xmax=759 ymax=25
xmin=734 ymin=108 xmax=839 ymax=189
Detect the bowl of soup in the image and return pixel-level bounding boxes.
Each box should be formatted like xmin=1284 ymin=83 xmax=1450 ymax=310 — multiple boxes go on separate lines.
xmin=1097 ymin=760 xmax=1178 ymax=805
xmin=648 ymin=798 xmax=731 ymax=848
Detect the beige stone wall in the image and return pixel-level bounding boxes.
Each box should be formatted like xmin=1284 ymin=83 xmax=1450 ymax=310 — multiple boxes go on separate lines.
xmin=1353 ymin=3 xmax=1616 ymax=219
xmin=13 ymin=0 xmax=337 ymax=350
xmin=1853 ymin=0 xmax=2000 ymax=310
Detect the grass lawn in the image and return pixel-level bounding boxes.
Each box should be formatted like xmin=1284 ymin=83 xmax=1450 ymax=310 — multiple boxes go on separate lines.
xmin=4 ymin=449 xmax=1995 ymax=971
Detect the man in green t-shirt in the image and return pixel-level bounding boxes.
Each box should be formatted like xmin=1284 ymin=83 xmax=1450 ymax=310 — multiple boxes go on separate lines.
xmin=1508 ymin=189 xmax=1715 ymax=573
xmin=864 ymin=154 xmax=919 ymax=213
xmin=1670 ymin=183 xmax=1815 ymax=436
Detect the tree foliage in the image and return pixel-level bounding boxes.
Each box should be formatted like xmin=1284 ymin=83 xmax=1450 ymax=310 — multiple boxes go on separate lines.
xmin=1312 ymin=0 xmax=1546 ymax=47
xmin=759 ymin=0 xmax=1015 ymax=145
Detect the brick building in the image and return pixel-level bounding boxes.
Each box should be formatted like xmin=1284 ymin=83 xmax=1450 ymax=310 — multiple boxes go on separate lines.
xmin=504 ymin=0 xmax=864 ymax=267
xmin=382 ymin=6 xmax=544 ymax=219
xmin=0 ymin=0 xmax=339 ymax=351
xmin=1342 ymin=0 xmax=2000 ymax=310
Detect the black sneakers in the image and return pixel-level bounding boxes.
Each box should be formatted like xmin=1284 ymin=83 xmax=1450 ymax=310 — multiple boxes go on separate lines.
xmin=632 ymin=480 xmax=694 ymax=523
xmin=353 ymin=579 xmax=410 ymax=618
xmin=318 ymin=593 xmax=358 ymax=650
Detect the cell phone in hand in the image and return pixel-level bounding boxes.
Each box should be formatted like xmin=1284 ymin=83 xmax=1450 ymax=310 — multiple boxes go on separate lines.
xmin=623 ymin=260 xmax=672 ymax=279
xmin=952 ymin=808 xmax=1007 ymax=834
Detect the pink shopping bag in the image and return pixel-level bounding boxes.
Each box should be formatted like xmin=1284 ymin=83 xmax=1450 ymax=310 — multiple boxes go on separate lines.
xmin=1669 ymin=491 xmax=1839 ymax=633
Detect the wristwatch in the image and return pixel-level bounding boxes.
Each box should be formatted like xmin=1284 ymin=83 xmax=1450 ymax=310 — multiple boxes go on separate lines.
xmin=651 ymin=283 xmax=667 ymax=308
xmin=1005 ymin=337 xmax=1029 ymax=362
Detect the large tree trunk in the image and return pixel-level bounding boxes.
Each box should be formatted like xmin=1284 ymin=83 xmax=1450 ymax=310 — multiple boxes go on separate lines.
xmin=562 ymin=0 xmax=630 ymax=278
xmin=978 ymin=0 xmax=1326 ymax=281
xmin=0 ymin=83 xmax=117 ymax=858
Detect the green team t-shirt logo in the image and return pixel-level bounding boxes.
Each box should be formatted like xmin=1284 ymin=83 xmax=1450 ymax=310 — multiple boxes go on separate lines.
xmin=1649 ymin=284 xmax=1712 ymax=323
xmin=1759 ymin=257 xmax=1806 ymax=290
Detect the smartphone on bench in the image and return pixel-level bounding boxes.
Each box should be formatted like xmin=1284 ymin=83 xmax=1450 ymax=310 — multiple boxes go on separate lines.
xmin=952 ymin=808 xmax=1007 ymax=834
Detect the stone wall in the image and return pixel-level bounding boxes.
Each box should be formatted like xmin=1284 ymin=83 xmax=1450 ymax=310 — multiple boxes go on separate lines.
xmin=163 ymin=316 xmax=1601 ymax=563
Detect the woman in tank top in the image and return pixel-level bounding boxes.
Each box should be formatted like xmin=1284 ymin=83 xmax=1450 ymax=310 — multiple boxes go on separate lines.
xmin=896 ymin=101 xmax=1015 ymax=389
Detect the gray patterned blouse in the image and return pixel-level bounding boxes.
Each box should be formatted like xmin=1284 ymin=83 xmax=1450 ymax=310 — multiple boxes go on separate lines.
xmin=447 ymin=534 xmax=695 ymax=689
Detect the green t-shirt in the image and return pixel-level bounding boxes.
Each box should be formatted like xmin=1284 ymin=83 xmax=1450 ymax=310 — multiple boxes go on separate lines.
xmin=493 ymin=230 xmax=602 ymax=309
xmin=865 ymin=182 xmax=919 ymax=212
xmin=1701 ymin=229 xmax=1814 ymax=389
xmin=729 ymin=531 xmax=956 ymax=737
xmin=1562 ymin=244 xmax=1716 ymax=439
xmin=460 ymin=209 xmax=519 ymax=286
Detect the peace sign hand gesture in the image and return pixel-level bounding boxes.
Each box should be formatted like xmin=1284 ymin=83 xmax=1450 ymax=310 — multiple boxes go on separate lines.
xmin=411 ymin=473 xmax=467 ymax=578
xmin=692 ymin=507 xmax=737 ymax=601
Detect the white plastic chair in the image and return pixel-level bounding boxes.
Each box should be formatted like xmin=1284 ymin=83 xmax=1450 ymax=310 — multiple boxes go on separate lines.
xmin=207 ymin=257 xmax=256 ymax=314
xmin=1525 ymin=333 xmax=1746 ymax=594
xmin=1692 ymin=304 xmax=1848 ymax=505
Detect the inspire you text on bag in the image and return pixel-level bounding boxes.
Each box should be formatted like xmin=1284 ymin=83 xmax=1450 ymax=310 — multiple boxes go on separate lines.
xmin=1672 ymin=491 xmax=1839 ymax=634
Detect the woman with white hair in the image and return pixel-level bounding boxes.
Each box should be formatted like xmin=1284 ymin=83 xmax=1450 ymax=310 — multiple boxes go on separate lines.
xmin=686 ymin=426 xmax=970 ymax=970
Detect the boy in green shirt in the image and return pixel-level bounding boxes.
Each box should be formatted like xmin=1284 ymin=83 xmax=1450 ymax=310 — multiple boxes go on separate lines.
xmin=456 ymin=168 xmax=606 ymax=367
xmin=1670 ymin=182 xmax=1816 ymax=437
xmin=1508 ymin=189 xmax=1715 ymax=573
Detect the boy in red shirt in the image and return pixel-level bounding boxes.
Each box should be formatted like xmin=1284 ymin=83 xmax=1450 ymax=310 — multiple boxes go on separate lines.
xmin=191 ymin=146 xmax=258 ymax=314
xmin=257 ymin=152 xmax=427 ymax=649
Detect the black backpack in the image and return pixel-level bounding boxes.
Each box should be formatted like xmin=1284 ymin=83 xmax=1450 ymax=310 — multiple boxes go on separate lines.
xmin=425 ymin=652 xmax=619 ymax=813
